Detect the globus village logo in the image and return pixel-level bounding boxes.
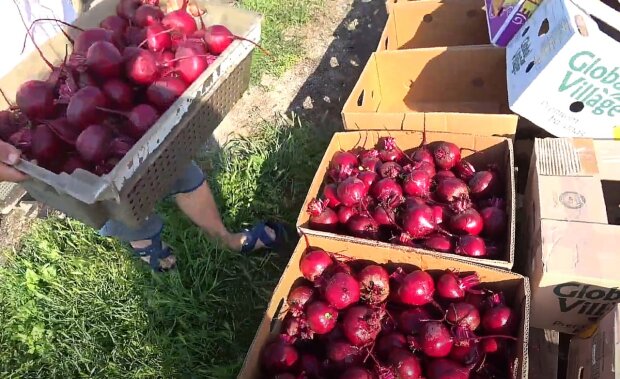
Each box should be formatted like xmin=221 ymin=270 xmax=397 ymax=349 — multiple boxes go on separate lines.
xmin=559 ymin=50 xmax=620 ymax=118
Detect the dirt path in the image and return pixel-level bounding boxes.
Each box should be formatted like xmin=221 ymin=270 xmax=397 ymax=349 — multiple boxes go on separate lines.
xmin=212 ymin=0 xmax=387 ymax=144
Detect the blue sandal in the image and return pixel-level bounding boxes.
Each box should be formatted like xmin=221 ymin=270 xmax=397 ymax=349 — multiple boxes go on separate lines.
xmin=132 ymin=233 xmax=176 ymax=272
xmin=240 ymin=221 xmax=287 ymax=254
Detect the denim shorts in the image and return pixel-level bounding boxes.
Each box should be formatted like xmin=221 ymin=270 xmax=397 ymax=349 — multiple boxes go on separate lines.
xmin=99 ymin=161 xmax=205 ymax=242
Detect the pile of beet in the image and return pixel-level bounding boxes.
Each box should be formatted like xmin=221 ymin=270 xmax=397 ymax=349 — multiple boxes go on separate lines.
xmin=306 ymin=137 xmax=508 ymax=260
xmin=260 ymin=250 xmax=520 ymax=379
xmin=0 ymin=0 xmax=258 ymax=176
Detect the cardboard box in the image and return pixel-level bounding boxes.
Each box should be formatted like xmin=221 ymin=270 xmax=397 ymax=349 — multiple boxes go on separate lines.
xmin=296 ymin=130 xmax=517 ymax=270
xmin=507 ymin=0 xmax=620 ymax=139
xmin=377 ymin=0 xmax=490 ymax=51
xmin=567 ymin=305 xmax=620 ymax=379
xmin=524 ymin=137 xmax=620 ymax=334
xmin=342 ymin=46 xmax=519 ymax=136
xmin=238 ymin=234 xmax=531 ymax=378
xmin=485 ymin=0 xmax=542 ymax=47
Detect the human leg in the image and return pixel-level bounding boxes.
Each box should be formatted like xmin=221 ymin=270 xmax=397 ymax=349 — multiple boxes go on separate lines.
xmin=172 ymin=161 xmax=278 ymax=252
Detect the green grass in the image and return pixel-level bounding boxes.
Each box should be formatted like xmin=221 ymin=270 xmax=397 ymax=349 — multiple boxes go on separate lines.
xmin=0 ymin=120 xmax=330 ymax=378
xmin=239 ymin=0 xmax=324 ymax=83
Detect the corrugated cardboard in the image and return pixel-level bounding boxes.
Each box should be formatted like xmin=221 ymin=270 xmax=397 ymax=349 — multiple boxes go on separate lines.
xmin=567 ymin=305 xmax=620 ymax=379
xmin=296 ymin=130 xmax=517 ymax=270
xmin=485 ymin=0 xmax=542 ymax=47
xmin=237 ymin=234 xmax=531 ymax=379
xmin=342 ymin=46 xmax=519 ymax=136
xmin=507 ymin=0 xmax=620 ymax=139
xmin=524 ymin=137 xmax=620 ymax=334
xmin=377 ymin=0 xmax=490 ymax=51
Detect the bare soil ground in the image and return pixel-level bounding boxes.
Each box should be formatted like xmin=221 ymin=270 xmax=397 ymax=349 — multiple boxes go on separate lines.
xmin=213 ymin=0 xmax=387 ymax=143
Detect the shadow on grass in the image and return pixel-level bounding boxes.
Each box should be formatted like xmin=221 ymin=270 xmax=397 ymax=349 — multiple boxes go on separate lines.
xmin=0 ymin=119 xmax=329 ymax=379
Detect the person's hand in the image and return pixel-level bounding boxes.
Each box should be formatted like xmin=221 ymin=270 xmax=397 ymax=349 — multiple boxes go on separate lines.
xmin=166 ymin=0 xmax=205 ymax=17
xmin=0 ymin=140 xmax=27 ymax=182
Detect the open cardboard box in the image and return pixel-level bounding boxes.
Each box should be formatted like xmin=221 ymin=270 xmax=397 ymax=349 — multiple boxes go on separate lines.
xmin=342 ymin=46 xmax=519 ymax=137
xmin=238 ymin=234 xmax=531 ymax=378
xmin=523 ymin=138 xmax=620 ymax=334
xmin=378 ymin=0 xmax=490 ymax=51
xmin=296 ymin=130 xmax=516 ymax=270
xmin=507 ymin=0 xmax=620 ymax=138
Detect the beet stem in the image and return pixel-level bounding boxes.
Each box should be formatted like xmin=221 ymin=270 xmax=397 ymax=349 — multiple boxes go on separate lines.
xmin=21 ymin=18 xmax=83 ymax=53
xmin=138 ymin=27 xmax=176 ymax=48
xmin=0 ymin=88 xmax=13 ymax=107
xmin=12 ymin=0 xmax=54 ymax=70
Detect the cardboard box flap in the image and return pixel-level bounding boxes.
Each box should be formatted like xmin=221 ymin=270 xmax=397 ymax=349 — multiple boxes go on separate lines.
xmin=377 ymin=0 xmax=489 ymax=51
xmin=593 ymin=140 xmax=620 ymax=181
xmin=540 ymin=220 xmax=620 ymax=281
xmin=535 ymin=138 xmax=599 ymax=177
xmin=342 ymin=45 xmax=519 ymax=136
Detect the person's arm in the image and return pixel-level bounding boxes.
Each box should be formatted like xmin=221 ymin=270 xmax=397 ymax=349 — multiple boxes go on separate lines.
xmin=0 ymin=140 xmax=27 ymax=182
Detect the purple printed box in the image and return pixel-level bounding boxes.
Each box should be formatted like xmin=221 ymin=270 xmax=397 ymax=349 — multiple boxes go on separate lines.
xmin=485 ymin=0 xmax=542 ymax=46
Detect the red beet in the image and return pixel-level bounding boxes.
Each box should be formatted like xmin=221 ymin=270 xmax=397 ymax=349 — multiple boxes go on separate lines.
xmin=99 ymin=104 xmax=159 ymax=139
xmin=144 ymin=23 xmax=172 ymax=52
xmin=403 ymin=170 xmax=431 ymax=197
xmin=401 ymin=203 xmax=436 ymax=239
xmin=480 ymin=206 xmax=507 ymax=239
xmin=331 ymin=150 xmax=358 ymax=170
xmin=398 ymin=307 xmax=432 ymax=334
xmin=299 ymin=250 xmax=333 ymax=282
xmin=482 ymin=293 xmax=516 ymax=335
xmin=436 ymin=271 xmax=480 ymax=300
xmin=76 ymin=124 xmax=113 ymax=163
xmin=416 ymin=321 xmax=453 ymax=358
xmin=74 ymin=28 xmax=114 ymax=54
xmin=16 ymin=80 xmax=55 ymax=120
xmin=261 ymin=340 xmax=299 ymax=373
xmin=321 ymin=184 xmax=341 ymax=209
xmin=327 ymin=341 xmax=363 ymax=368
xmin=66 ymin=86 xmax=108 ymax=130
xmin=324 ymin=272 xmax=361 ymax=310
xmin=287 ymin=286 xmax=315 ymax=317
xmin=358 ymin=264 xmax=390 ymax=304
xmin=430 ymin=141 xmax=461 ymax=170
xmin=378 ymin=137 xmax=403 ymax=162
xmin=340 ymin=367 xmax=373 ymax=379
xmin=387 ymin=348 xmax=423 ymax=379
xmin=162 ymin=1 xmax=197 ymax=35
xmin=102 ymin=79 xmax=134 ymax=110
xmin=411 ymin=146 xmax=434 ymax=165
xmin=116 ymin=0 xmax=141 ymax=20
xmin=449 ymin=208 xmax=483 ymax=236
xmin=125 ymin=49 xmax=160 ymax=85
xmin=371 ymin=178 xmax=403 ymax=208
xmin=455 ymin=236 xmax=487 ymax=257
xmin=435 ymin=177 xmax=469 ymax=203
xmin=44 ymin=117 xmax=80 ymax=146
xmin=86 ymin=41 xmax=123 ymax=78
xmin=307 ymin=198 xmax=339 ymax=232
xmin=371 ymin=205 xmax=396 ymax=227
xmin=346 ymin=214 xmax=379 ymax=240
xmin=427 ymin=359 xmax=471 ymax=379
xmin=342 ymin=305 xmax=384 ymax=346
xmin=379 ymin=161 xmax=403 ymax=179
xmin=31 ymin=124 xmax=63 ymax=163
xmin=446 ymin=302 xmax=481 ymax=331
xmin=299 ymin=353 xmax=321 ymax=378
xmin=337 ymin=205 xmax=358 ymax=224
xmin=453 ymin=160 xmax=476 ymax=181
xmin=306 ymin=301 xmax=338 ymax=334
xmin=146 ymin=76 xmax=187 ymax=111
xmin=423 ymin=233 xmax=454 ymax=253
xmin=360 ymin=156 xmax=382 ymax=173
xmin=469 ymin=169 xmax=501 ymax=199
xmin=134 ymin=4 xmax=164 ymax=26
xmin=449 ymin=343 xmax=482 ymax=365
xmin=62 ymin=156 xmax=89 ymax=174
xmin=393 ymin=269 xmax=435 ymax=306
xmin=337 ymin=177 xmax=366 ymax=207
xmin=377 ymin=332 xmax=407 ymax=357
xmin=357 ymin=171 xmax=378 ymax=191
